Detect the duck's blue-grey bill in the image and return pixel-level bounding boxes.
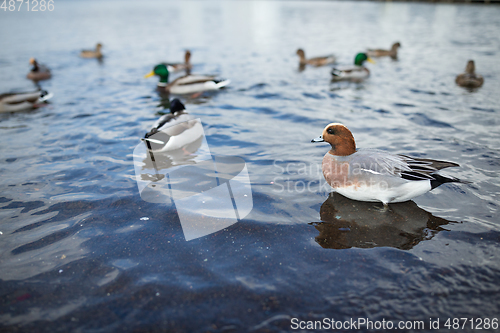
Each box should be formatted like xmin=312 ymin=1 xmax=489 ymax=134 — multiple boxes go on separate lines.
xmin=311 ymin=136 xmax=324 ymax=143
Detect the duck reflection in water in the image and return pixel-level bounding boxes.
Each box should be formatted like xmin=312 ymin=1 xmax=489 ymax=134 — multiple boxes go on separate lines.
xmin=311 ymin=193 xmax=454 ymax=250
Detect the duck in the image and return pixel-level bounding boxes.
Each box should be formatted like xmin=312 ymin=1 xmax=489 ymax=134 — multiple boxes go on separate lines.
xmin=312 ymin=123 xmax=468 ymax=208
xmin=80 ymin=43 xmax=103 ymax=58
xmin=144 ymin=64 xmax=230 ymax=95
xmin=0 ymin=90 xmax=52 ymax=113
xmin=296 ymin=48 xmax=336 ymax=67
xmin=26 ymin=58 xmax=51 ymax=81
xmin=367 ymin=42 xmax=401 ymax=59
xmin=161 ymin=50 xmax=192 ymax=73
xmin=455 ymin=60 xmax=484 ymax=89
xmin=142 ymin=98 xmax=203 ymax=152
xmin=331 ymin=53 xmax=375 ymax=82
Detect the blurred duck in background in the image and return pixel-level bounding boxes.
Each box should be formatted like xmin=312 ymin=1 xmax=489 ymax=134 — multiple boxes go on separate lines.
xmin=0 ymin=90 xmax=52 ymax=113
xmin=80 ymin=43 xmax=103 ymax=59
xmin=456 ymin=60 xmax=484 ymax=89
xmin=27 ymin=58 xmax=51 ymax=81
xmin=144 ymin=64 xmax=230 ymax=95
xmin=296 ymin=48 xmax=336 ymax=70
xmin=367 ymin=42 xmax=401 ymax=59
xmin=162 ymin=50 xmax=192 ymax=74
xmin=331 ymin=53 xmax=374 ymax=82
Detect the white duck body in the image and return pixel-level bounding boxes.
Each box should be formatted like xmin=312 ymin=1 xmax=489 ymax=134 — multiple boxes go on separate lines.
xmin=331 ymin=66 xmax=370 ymax=81
xmin=166 ymin=75 xmax=231 ymax=95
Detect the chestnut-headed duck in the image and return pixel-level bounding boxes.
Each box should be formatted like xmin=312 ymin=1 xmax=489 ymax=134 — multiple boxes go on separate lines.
xmin=312 ymin=123 xmax=467 ymax=208
xmin=456 ymin=60 xmax=483 ymax=89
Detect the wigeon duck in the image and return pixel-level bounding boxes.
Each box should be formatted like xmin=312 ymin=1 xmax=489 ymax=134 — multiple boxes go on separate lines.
xmin=144 ymin=64 xmax=230 ymax=95
xmin=456 ymin=60 xmax=483 ymax=89
xmin=312 ymin=123 xmax=468 ymax=208
xmin=367 ymin=42 xmax=401 ymax=59
xmin=331 ymin=53 xmax=375 ymax=82
xmin=27 ymin=58 xmax=51 ymax=81
xmin=296 ymin=48 xmax=336 ymax=67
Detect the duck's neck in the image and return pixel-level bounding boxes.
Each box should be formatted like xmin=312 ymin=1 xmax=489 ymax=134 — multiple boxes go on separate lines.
xmin=329 ymin=138 xmax=356 ymax=156
xmin=158 ymin=74 xmax=169 ymax=84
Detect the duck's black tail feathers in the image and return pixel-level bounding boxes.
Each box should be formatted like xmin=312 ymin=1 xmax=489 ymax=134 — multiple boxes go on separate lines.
xmin=430 ymin=173 xmax=470 ymax=190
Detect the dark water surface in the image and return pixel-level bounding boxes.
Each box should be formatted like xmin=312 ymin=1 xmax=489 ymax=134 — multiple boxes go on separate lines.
xmin=1 ymin=1 xmax=500 ymax=332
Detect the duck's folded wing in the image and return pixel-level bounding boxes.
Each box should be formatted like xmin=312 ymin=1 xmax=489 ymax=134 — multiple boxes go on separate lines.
xmin=172 ymin=75 xmax=216 ymax=86
xmin=349 ymin=149 xmax=448 ymax=181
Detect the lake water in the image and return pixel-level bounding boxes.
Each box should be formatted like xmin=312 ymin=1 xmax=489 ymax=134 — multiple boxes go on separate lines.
xmin=1 ymin=1 xmax=500 ymax=332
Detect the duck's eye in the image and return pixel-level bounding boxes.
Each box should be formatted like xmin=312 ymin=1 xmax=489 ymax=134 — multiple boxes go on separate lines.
xmin=327 ymin=128 xmax=335 ymax=135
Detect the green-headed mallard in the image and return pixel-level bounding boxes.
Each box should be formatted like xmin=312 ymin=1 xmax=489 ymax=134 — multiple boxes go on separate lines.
xmin=331 ymin=53 xmax=375 ymax=82
xmin=296 ymin=48 xmax=336 ymax=67
xmin=0 ymin=90 xmax=52 ymax=113
xmin=367 ymin=42 xmax=401 ymax=59
xmin=144 ymin=64 xmax=230 ymax=95
xmin=161 ymin=50 xmax=192 ymax=73
xmin=27 ymin=58 xmax=51 ymax=81
xmin=80 ymin=43 xmax=103 ymax=58
xmin=456 ymin=60 xmax=483 ymax=89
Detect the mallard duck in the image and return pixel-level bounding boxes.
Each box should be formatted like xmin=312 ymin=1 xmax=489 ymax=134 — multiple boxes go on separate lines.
xmin=296 ymin=48 xmax=336 ymax=67
xmin=27 ymin=58 xmax=51 ymax=81
xmin=0 ymin=90 xmax=52 ymax=113
xmin=80 ymin=43 xmax=103 ymax=58
xmin=144 ymin=64 xmax=230 ymax=95
xmin=143 ymin=98 xmax=203 ymax=152
xmin=456 ymin=60 xmax=483 ymax=89
xmin=367 ymin=42 xmax=401 ymax=59
xmin=331 ymin=53 xmax=375 ymax=82
xmin=161 ymin=50 xmax=192 ymax=73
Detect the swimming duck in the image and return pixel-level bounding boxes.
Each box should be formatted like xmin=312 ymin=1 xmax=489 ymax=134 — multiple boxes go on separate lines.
xmin=367 ymin=42 xmax=401 ymax=59
xmin=455 ymin=60 xmax=484 ymax=89
xmin=162 ymin=50 xmax=192 ymax=73
xmin=144 ymin=64 xmax=230 ymax=95
xmin=312 ymin=123 xmax=467 ymax=208
xmin=80 ymin=43 xmax=103 ymax=58
xmin=0 ymin=90 xmax=52 ymax=113
xmin=331 ymin=53 xmax=375 ymax=82
xmin=296 ymin=49 xmax=336 ymax=67
xmin=143 ymin=98 xmax=203 ymax=152
xmin=27 ymin=58 xmax=51 ymax=81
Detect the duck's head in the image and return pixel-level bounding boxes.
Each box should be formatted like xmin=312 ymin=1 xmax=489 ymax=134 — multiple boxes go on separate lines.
xmin=185 ymin=50 xmax=191 ymax=63
xmin=96 ymin=43 xmax=103 ymax=50
xmin=354 ymin=53 xmax=375 ymax=66
xmin=312 ymin=123 xmax=356 ymax=156
xmin=392 ymin=42 xmax=401 ymax=50
xmin=29 ymin=57 xmax=37 ymax=65
xmin=465 ymin=60 xmax=476 ymax=74
xmin=169 ymin=98 xmax=185 ymax=114
xmin=144 ymin=64 xmax=170 ymax=83
xmin=296 ymin=49 xmax=306 ymax=57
